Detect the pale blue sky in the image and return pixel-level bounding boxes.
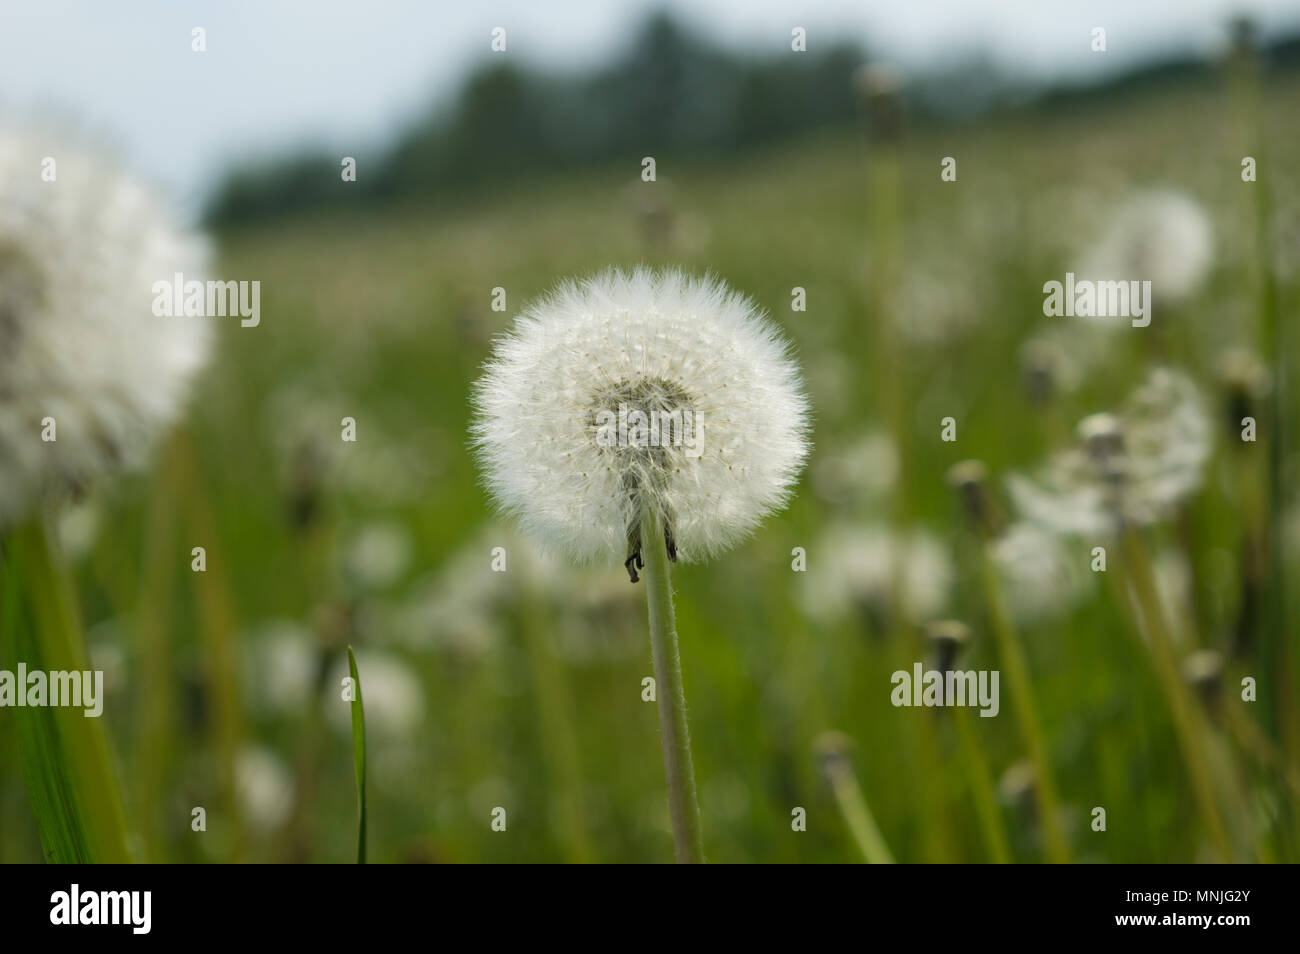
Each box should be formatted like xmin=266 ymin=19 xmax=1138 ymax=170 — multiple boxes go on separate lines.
xmin=3 ymin=0 xmax=1296 ymax=214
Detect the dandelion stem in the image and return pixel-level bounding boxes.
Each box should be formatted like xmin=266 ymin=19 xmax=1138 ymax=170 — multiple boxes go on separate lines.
xmin=953 ymin=706 xmax=1013 ymax=863
xmin=824 ymin=755 xmax=895 ymax=864
xmin=977 ymin=546 xmax=1071 ymax=863
xmin=1120 ymin=527 xmax=1234 ymax=860
xmin=640 ymin=508 xmax=704 ymax=863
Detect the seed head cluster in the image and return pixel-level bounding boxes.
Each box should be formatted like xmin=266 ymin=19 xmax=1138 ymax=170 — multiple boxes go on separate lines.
xmin=472 ymin=268 xmax=810 ymax=565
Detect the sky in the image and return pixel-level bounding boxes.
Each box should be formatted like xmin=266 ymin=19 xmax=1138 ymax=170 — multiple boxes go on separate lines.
xmin=3 ymin=0 xmax=1297 ymax=214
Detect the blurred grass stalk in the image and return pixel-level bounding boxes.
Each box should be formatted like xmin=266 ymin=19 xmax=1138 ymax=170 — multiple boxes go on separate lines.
xmin=641 ymin=509 xmax=704 ymax=863
xmin=516 ymin=589 xmax=595 ymax=863
xmin=346 ymin=646 xmax=367 ymax=864
xmin=975 ymin=546 xmax=1071 ymax=863
xmin=175 ymin=430 xmax=247 ymax=860
xmin=864 ymin=82 xmax=909 ymax=600
xmin=135 ymin=431 xmax=184 ymax=861
xmin=0 ymin=517 xmax=133 ymax=862
xmin=952 ymin=706 xmax=1013 ymax=863
xmin=1229 ymin=18 xmax=1295 ymax=762
xmin=1120 ymin=528 xmax=1234 ymax=860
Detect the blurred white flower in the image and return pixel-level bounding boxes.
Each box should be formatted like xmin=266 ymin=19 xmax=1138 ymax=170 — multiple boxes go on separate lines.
xmin=245 ymin=620 xmax=317 ymax=716
xmin=1078 ymin=190 xmax=1214 ymax=307
xmin=811 ymin=429 xmax=898 ymax=510
xmin=343 ymin=520 xmax=412 ymax=592
xmin=472 ymin=267 xmax=809 ymax=567
xmin=57 ymin=496 xmax=101 ymax=561
xmin=1008 ymin=368 xmax=1213 ymax=536
xmin=235 ymin=745 xmax=295 ymax=833
xmin=990 ymin=521 xmax=1092 ymax=624
xmin=0 ymin=128 xmax=210 ymax=526
xmin=800 ymin=523 xmax=953 ymax=627
xmin=894 ymin=263 xmax=985 ymax=345
xmin=263 ymin=380 xmax=439 ymax=510
xmin=550 ymin=570 xmax=643 ymax=662
xmin=390 ymin=525 xmax=560 ymax=655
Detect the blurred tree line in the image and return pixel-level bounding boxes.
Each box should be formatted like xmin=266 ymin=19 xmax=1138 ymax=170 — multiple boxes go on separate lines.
xmin=203 ymin=12 xmax=1300 ymax=226
xmin=204 ymin=14 xmax=862 ymax=225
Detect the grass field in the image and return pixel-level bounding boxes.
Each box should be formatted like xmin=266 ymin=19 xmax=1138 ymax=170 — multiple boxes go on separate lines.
xmin=2 ymin=62 xmax=1298 ymax=863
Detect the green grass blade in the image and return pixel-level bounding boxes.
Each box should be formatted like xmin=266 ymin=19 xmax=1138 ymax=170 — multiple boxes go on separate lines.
xmin=347 ymin=645 xmax=367 ymax=864
xmin=0 ymin=521 xmax=133 ymax=863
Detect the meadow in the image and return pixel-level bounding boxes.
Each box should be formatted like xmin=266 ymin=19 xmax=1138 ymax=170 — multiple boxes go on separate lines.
xmin=1 ymin=58 xmax=1297 ymax=863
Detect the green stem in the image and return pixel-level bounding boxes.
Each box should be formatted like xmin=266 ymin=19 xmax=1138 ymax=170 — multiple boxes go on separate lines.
xmin=953 ymin=706 xmax=1013 ymax=863
xmin=977 ymin=546 xmax=1071 ymax=863
xmin=0 ymin=518 xmax=133 ymax=862
xmin=1121 ymin=528 xmax=1234 ymax=860
xmin=640 ymin=510 xmax=704 ymax=863
xmin=825 ymin=756 xmax=894 ymax=864
xmin=516 ymin=591 xmax=594 ymax=863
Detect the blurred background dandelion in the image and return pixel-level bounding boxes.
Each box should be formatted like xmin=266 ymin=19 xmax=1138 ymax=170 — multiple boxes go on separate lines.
xmin=1 ymin=0 xmax=1299 ymax=862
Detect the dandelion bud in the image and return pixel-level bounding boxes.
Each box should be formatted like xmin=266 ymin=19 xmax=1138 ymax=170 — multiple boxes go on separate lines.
xmin=853 ymin=63 xmax=903 ymax=142
xmin=814 ymin=730 xmax=855 ymax=783
xmin=1217 ymin=348 xmax=1270 ymax=434
xmin=925 ymin=619 xmax=971 ymax=673
xmin=1019 ymin=338 xmax=1065 ymax=405
xmin=1229 ymin=15 xmax=1258 ymax=59
xmin=947 ymin=459 xmax=997 ymax=536
xmin=998 ymin=759 xmax=1039 ymax=821
xmin=1182 ymin=649 xmax=1224 ymax=706
xmin=1078 ymin=413 xmax=1124 ymax=460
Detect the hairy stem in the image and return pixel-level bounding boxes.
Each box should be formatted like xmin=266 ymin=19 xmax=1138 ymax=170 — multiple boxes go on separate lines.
xmin=640 ymin=509 xmax=704 ymax=863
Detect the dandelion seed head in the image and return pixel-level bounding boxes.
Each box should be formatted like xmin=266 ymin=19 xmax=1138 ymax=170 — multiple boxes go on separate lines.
xmin=1008 ymin=368 xmax=1212 ymax=536
xmin=472 ymin=267 xmax=810 ymax=564
xmin=0 ymin=128 xmax=210 ymax=526
xmin=1079 ymin=190 xmax=1214 ymax=306
xmin=800 ymin=523 xmax=952 ymax=627
xmin=990 ymin=521 xmax=1092 ymax=624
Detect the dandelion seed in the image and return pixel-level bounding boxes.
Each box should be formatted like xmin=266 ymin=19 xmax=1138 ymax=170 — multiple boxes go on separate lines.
xmin=0 ymin=128 xmax=210 ymax=526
